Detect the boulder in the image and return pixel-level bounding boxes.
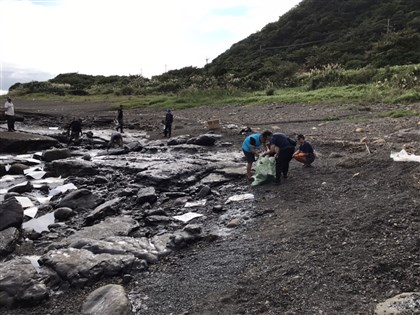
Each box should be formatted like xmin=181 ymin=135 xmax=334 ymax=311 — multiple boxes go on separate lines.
xmin=45 ymin=159 xmax=99 ymax=177
xmin=56 ymin=189 xmax=102 ymax=210
xmin=7 ymin=181 xmax=33 ymax=194
xmin=42 ymin=148 xmax=72 ymax=162
xmin=0 ymin=198 xmax=24 ymax=231
xmin=39 ymin=248 xmax=141 ymax=286
xmin=0 ymin=227 xmax=20 ymax=255
xmin=80 ymin=284 xmax=133 ymax=315
xmin=85 ymin=197 xmax=121 ymax=224
xmin=136 ymin=187 xmax=157 ymax=205
xmin=187 ymin=134 xmax=217 ymax=146
xmin=8 ymin=163 xmax=30 ymax=175
xmin=0 ymin=131 xmax=58 ymax=153
xmin=54 ymin=207 xmax=75 ymax=221
xmin=70 ymin=236 xmax=160 ymax=264
xmin=0 ymin=257 xmax=58 ymax=307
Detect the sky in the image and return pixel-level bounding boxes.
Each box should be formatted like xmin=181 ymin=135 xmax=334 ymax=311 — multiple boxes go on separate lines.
xmin=0 ymin=0 xmax=302 ymax=95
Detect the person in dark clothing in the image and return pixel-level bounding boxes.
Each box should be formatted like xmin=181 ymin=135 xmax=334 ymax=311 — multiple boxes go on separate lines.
xmin=293 ymin=134 xmax=316 ymax=167
xmin=163 ymin=109 xmax=173 ymax=138
xmin=263 ymin=133 xmax=296 ymax=184
xmin=107 ymin=132 xmax=123 ymax=150
xmin=67 ymin=118 xmax=83 ymax=145
xmin=116 ymin=105 xmax=124 ymax=133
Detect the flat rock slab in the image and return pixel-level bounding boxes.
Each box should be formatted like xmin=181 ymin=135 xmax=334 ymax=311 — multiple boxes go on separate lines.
xmin=375 ymin=292 xmax=420 ymax=315
xmin=0 ymin=131 xmax=58 ymax=153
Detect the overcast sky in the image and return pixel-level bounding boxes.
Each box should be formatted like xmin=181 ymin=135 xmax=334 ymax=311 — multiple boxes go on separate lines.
xmin=0 ymin=0 xmax=302 ymax=94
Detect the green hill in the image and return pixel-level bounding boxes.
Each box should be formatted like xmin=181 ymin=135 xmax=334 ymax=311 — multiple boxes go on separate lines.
xmin=207 ymin=0 xmax=420 ymax=81
xmin=9 ymin=0 xmax=420 ymax=99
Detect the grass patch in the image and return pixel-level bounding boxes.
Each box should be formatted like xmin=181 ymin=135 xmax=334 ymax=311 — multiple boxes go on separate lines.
xmin=16 ymin=83 xmax=420 ymax=111
xmin=379 ymin=109 xmax=420 ymax=118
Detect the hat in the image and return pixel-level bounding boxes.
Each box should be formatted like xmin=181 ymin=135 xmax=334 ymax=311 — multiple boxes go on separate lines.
xmin=166 ymin=109 xmax=171 ymax=112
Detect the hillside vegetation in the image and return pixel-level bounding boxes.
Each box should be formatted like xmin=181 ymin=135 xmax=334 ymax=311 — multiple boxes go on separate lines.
xmin=8 ymin=0 xmax=420 ymax=105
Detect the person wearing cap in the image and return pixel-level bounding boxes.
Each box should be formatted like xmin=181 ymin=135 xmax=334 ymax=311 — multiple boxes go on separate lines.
xmin=163 ymin=109 xmax=173 ymax=138
xmin=116 ymin=105 xmax=124 ymax=133
xmin=4 ymin=97 xmax=16 ymax=132
xmin=293 ymin=134 xmax=316 ymax=167
xmin=242 ymin=130 xmax=273 ymax=182
xmin=67 ymin=118 xmax=83 ymax=145
xmin=263 ymin=132 xmax=296 ymax=184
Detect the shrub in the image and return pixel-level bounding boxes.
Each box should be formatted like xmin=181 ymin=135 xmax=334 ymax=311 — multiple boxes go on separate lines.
xmin=120 ymin=86 xmax=135 ymax=95
xmin=266 ymin=88 xmax=275 ymax=96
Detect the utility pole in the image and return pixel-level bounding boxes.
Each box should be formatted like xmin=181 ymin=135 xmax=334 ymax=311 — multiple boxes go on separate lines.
xmin=205 ymin=57 xmax=209 ymax=75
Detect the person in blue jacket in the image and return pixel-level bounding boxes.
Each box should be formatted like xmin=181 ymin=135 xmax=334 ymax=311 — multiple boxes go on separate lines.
xmin=263 ymin=133 xmax=296 ymax=184
xmin=242 ymin=130 xmax=273 ymax=182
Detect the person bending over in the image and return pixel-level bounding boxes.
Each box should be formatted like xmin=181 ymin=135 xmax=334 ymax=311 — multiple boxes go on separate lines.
xmin=263 ymin=133 xmax=295 ymax=185
xmin=67 ymin=118 xmax=83 ymax=145
xmin=107 ymin=132 xmax=123 ymax=150
xmin=241 ymin=130 xmax=273 ymax=182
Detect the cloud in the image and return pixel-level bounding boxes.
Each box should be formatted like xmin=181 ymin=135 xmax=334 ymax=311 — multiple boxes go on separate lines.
xmin=0 ymin=0 xmax=302 ymax=90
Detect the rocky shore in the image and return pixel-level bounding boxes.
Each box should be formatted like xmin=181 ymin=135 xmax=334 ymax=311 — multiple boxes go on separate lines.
xmin=1 ymin=100 xmax=419 ymax=314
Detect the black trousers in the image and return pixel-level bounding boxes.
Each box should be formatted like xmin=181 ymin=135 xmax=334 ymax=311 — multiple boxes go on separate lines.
xmin=275 ymin=147 xmax=295 ymax=181
xmin=116 ymin=118 xmax=124 ymax=132
xmin=6 ymin=115 xmax=15 ymax=131
xmin=164 ymin=123 xmax=172 ymax=137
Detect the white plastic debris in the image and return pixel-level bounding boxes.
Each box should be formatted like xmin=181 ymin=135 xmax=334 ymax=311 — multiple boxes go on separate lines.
xmin=49 ymin=183 xmax=77 ymax=196
xmin=0 ymin=175 xmax=21 ymax=182
xmin=390 ymin=149 xmax=420 ymax=163
xmin=26 ymin=171 xmax=47 ymax=180
xmin=24 ymin=255 xmax=42 ymax=273
xmin=173 ymin=212 xmax=204 ymax=223
xmin=24 ymin=207 xmax=38 ymax=218
xmin=225 ymin=193 xmax=254 ymax=204
xmin=37 ymin=196 xmax=52 ymax=204
xmin=15 ymin=196 xmax=34 ymax=208
xmin=32 ymin=176 xmax=64 ymax=188
xmin=184 ymin=199 xmax=207 ymax=208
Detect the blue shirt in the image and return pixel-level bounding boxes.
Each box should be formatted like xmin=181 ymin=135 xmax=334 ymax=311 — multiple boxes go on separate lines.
xmin=242 ymin=133 xmax=262 ymax=152
xmin=270 ymin=133 xmax=294 ymax=149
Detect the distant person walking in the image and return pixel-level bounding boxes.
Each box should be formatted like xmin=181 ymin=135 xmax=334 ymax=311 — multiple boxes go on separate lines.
xmin=67 ymin=118 xmax=83 ymax=145
xmin=163 ymin=109 xmax=173 ymax=138
xmin=116 ymin=105 xmax=124 ymax=133
xmin=293 ymin=134 xmax=316 ymax=167
xmin=4 ymin=97 xmax=16 ymax=132
xmin=242 ymin=130 xmax=273 ymax=182
xmin=263 ymin=133 xmax=296 ymax=184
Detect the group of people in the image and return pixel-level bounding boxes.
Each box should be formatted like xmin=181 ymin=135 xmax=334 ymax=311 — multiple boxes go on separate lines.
xmin=242 ymin=130 xmax=316 ymax=184
xmin=65 ymin=105 xmax=175 ymax=149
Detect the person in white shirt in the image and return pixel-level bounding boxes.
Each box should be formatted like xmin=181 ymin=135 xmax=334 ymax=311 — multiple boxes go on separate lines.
xmin=4 ymin=97 xmax=16 ymax=132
